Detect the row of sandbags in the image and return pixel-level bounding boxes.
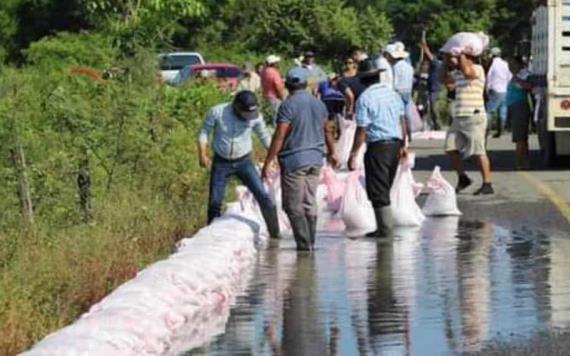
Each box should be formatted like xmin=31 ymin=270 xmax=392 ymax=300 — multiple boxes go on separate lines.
xmin=23 ymin=211 xmax=271 ymax=355
xmin=321 ymin=152 xmax=462 ymax=237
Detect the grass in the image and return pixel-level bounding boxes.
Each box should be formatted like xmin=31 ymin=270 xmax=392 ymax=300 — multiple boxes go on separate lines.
xmin=0 ymin=186 xmax=208 ymax=355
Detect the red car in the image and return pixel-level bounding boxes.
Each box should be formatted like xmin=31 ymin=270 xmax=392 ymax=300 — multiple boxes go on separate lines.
xmin=169 ymin=63 xmax=242 ymax=91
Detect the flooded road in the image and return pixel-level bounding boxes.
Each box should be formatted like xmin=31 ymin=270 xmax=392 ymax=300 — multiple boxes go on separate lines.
xmin=179 ymin=217 xmax=570 ymax=355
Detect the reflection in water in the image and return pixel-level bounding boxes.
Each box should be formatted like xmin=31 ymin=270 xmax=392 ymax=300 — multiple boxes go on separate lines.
xmin=183 ymin=219 xmax=570 ymax=356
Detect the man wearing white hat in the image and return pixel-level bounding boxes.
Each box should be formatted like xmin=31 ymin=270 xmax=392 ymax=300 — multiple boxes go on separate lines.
xmin=386 ymin=42 xmax=415 ymax=137
xmin=375 ymin=45 xmax=394 ymax=89
xmin=486 ymin=47 xmax=512 ymax=137
xmin=261 ymin=55 xmax=287 ymax=123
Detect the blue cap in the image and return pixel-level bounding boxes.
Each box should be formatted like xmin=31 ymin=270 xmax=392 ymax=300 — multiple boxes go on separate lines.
xmin=286 ymin=67 xmax=309 ymax=85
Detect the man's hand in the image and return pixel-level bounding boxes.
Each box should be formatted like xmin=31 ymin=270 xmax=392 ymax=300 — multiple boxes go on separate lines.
xmin=348 ymin=153 xmax=358 ymax=171
xmin=199 ymin=154 xmax=211 ymax=168
xmin=261 ymin=161 xmax=273 ymax=180
xmin=400 ymin=146 xmax=409 ymax=161
xmin=327 ymin=152 xmax=339 ymax=168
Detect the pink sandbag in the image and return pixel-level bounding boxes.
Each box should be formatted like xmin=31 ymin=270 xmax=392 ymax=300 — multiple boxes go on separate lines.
xmin=390 ymin=153 xmax=425 ymax=227
xmin=409 ymin=102 xmax=424 ymax=133
xmin=321 ymin=165 xmax=346 ymax=213
xmin=422 ymin=166 xmax=462 ymax=216
xmin=440 ymin=32 xmax=490 ymax=57
xmin=339 ymin=171 xmax=376 ymax=237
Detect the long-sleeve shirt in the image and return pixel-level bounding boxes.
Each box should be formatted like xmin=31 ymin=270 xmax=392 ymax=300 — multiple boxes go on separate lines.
xmin=486 ymin=57 xmax=512 ymax=93
xmin=198 ymin=103 xmax=271 ymax=160
xmin=392 ymin=59 xmax=415 ymax=94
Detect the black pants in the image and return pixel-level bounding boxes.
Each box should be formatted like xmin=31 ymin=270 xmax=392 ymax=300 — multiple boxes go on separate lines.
xmin=364 ymin=140 xmax=401 ymax=208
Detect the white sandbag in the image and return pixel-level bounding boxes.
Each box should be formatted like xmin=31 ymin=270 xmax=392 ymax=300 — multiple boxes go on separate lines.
xmin=339 ymin=171 xmax=376 ymax=237
xmin=440 ymin=32 xmax=490 ymax=57
xmin=390 ymin=153 xmax=425 ymax=227
xmin=337 ymin=117 xmax=365 ymax=170
xmin=422 ymin=166 xmax=462 ymax=216
xmin=409 ymin=102 xmax=425 ymax=133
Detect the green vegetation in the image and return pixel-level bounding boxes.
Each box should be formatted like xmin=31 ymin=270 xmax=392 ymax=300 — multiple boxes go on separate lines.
xmin=0 ymin=0 xmax=543 ymax=353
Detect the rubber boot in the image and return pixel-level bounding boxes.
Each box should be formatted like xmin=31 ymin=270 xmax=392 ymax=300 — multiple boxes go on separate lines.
xmin=366 ymin=207 xmax=394 ymax=238
xmin=307 ymin=215 xmax=318 ymax=249
xmin=260 ymin=205 xmax=281 ymax=239
xmin=289 ymin=215 xmax=311 ymax=251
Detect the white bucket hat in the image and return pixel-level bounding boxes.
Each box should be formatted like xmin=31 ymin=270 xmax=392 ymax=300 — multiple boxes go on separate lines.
xmin=386 ymin=41 xmax=409 ymax=59
xmin=266 ymin=55 xmax=281 ymax=65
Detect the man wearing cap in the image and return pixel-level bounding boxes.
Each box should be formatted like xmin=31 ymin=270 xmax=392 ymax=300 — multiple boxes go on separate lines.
xmin=198 ymin=90 xmax=281 ymax=238
xmin=261 ymin=55 xmax=287 ymax=122
xmin=302 ymin=51 xmax=328 ymax=87
xmin=386 ymin=42 xmax=415 ymax=137
xmin=486 ymin=47 xmax=512 ymax=137
xmin=348 ymin=58 xmax=408 ymax=238
xmin=261 ymin=67 xmax=338 ymax=252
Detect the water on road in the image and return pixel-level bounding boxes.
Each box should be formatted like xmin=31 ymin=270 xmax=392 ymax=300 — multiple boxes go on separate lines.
xmin=180 ymin=218 xmax=570 ymax=355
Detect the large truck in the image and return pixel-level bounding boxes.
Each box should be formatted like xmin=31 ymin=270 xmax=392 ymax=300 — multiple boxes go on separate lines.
xmin=531 ymin=0 xmax=570 ymax=166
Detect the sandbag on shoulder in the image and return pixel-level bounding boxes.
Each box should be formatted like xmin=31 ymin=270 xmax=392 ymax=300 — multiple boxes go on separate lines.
xmin=422 ymin=167 xmax=462 ymax=216
xmin=339 ymin=171 xmax=376 ymax=237
xmin=440 ymin=32 xmax=490 ymax=57
xmin=390 ymin=153 xmax=425 ymax=227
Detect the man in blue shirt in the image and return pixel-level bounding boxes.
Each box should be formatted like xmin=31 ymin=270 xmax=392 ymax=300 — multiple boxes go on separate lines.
xmin=348 ymin=59 xmax=408 ymax=238
xmin=198 ymin=90 xmax=280 ymax=238
xmin=262 ymin=67 xmax=338 ymax=251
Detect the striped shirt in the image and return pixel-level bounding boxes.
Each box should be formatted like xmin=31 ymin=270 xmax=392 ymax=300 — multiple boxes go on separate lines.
xmin=452 ymin=65 xmax=486 ymax=117
xmin=355 ymin=83 xmax=404 ymax=143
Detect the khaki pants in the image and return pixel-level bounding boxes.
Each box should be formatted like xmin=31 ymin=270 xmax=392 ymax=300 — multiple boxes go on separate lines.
xmin=445 ymin=112 xmax=487 ymax=158
xmin=281 ymin=166 xmax=321 ymax=250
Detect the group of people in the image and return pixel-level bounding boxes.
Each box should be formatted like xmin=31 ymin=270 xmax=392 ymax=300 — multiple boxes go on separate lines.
xmin=198 ymin=38 xmax=534 ymax=251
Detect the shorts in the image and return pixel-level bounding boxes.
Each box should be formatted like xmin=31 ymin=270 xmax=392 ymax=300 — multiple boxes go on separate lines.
xmin=509 ymin=102 xmax=531 ymax=142
xmin=445 ymin=112 xmax=487 ymax=157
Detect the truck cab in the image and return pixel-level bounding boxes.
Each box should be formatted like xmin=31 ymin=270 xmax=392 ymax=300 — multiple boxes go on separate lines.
xmin=532 ymin=0 xmax=570 ymax=165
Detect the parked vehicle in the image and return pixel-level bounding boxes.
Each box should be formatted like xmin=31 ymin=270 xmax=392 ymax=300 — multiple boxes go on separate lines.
xmin=531 ymin=0 xmax=570 ymax=166
xmin=168 ymin=63 xmax=242 ymax=91
xmin=159 ymin=52 xmax=205 ymax=82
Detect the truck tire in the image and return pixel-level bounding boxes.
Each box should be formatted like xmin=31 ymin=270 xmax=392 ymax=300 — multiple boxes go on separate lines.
xmin=538 ymin=115 xmax=557 ymax=167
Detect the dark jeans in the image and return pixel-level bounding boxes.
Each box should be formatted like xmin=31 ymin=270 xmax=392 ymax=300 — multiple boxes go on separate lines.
xmin=429 ymin=91 xmax=441 ymax=129
xmin=364 ymin=140 xmax=401 ymax=208
xmin=208 ymin=154 xmax=275 ymax=224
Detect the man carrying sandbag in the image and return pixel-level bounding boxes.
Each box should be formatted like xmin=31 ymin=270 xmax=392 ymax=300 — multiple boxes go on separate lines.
xmin=348 ymin=59 xmax=408 ymax=238
xmin=442 ymin=51 xmax=494 ymax=195
xmin=261 ymin=67 xmax=338 ymax=252
xmin=198 ymin=90 xmax=281 ymax=238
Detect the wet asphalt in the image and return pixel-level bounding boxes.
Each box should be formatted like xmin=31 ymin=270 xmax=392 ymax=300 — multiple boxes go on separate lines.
xmin=180 ymin=134 xmax=570 ymax=356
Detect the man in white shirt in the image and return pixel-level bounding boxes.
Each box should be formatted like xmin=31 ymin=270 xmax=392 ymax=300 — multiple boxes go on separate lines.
xmin=385 ymin=42 xmax=415 ymax=138
xmin=374 ymin=46 xmax=394 ymax=89
xmin=486 ymin=47 xmax=513 ymax=137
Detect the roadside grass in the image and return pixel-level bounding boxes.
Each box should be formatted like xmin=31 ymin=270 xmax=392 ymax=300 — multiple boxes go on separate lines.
xmin=0 ymin=187 xmax=209 ymax=355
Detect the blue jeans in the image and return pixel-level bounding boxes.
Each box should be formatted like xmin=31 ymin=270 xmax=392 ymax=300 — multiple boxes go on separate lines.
xmin=486 ymin=90 xmax=507 ymax=129
xmin=208 ymin=154 xmax=275 ymax=224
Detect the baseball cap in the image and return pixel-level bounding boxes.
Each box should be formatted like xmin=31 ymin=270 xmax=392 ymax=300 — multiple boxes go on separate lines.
xmin=233 ymin=90 xmax=259 ymax=119
xmin=286 ymin=67 xmax=309 ymax=85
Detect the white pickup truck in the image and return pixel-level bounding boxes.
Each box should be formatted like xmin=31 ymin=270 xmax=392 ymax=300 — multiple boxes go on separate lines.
xmin=158 ymin=52 xmax=205 ymax=83
xmin=532 ymin=0 xmax=570 ymax=166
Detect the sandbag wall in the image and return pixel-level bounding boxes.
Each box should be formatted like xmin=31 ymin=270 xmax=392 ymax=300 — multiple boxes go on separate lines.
xmin=22 ymin=212 xmax=268 ymax=356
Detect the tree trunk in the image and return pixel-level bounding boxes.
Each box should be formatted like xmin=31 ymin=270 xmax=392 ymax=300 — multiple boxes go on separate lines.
xmin=10 ymin=138 xmax=34 ymax=225
xmin=77 ymin=155 xmax=93 ymax=222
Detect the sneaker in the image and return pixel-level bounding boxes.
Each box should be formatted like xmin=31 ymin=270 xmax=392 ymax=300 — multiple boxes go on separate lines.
xmin=456 ymin=174 xmax=473 ymax=193
xmin=473 ymin=183 xmax=494 ymax=195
